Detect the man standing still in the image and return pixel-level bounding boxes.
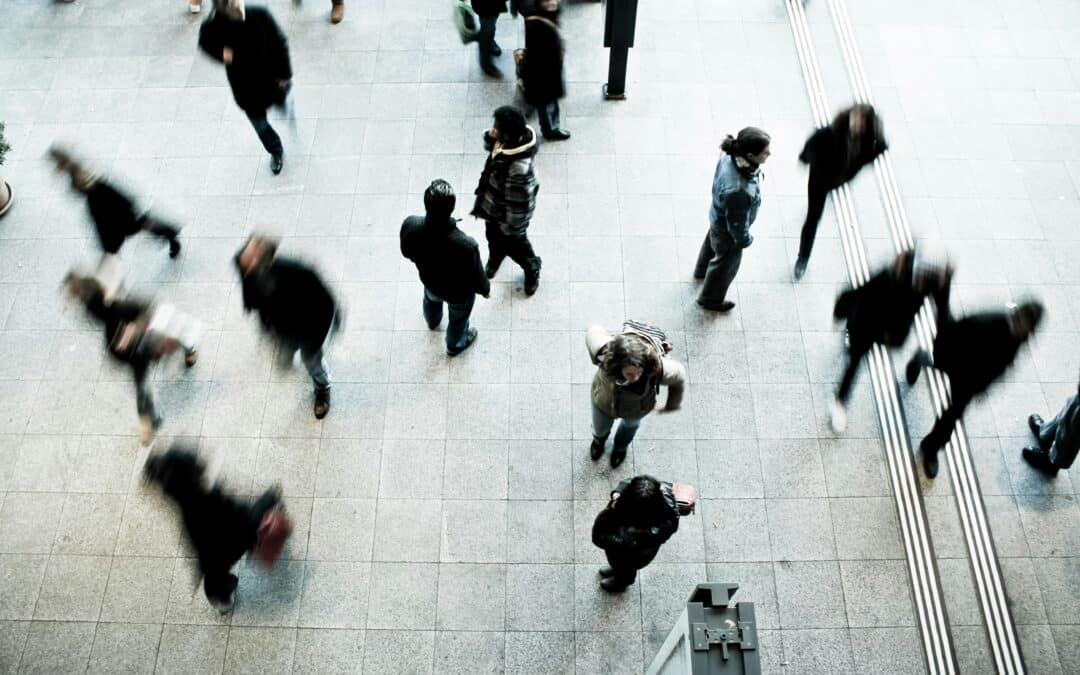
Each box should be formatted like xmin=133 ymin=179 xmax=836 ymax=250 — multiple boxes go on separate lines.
xmin=199 ymin=0 xmax=293 ymax=175
xmin=472 ymin=0 xmax=508 ymax=77
xmin=401 ymin=180 xmax=490 ymax=356
xmin=1024 ymin=376 xmax=1080 ymax=476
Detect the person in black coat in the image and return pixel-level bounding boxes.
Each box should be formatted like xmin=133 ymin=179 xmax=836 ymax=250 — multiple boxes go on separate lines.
xmin=830 ymin=249 xmax=952 ymax=433
xmin=49 ymin=146 xmax=182 ymax=259
xmin=521 ymin=0 xmax=569 ymax=141
xmin=144 ymin=444 xmax=286 ymax=613
xmin=794 ymin=104 xmax=888 ymax=280
xmin=401 ymin=180 xmax=490 ymax=356
xmin=199 ymin=0 xmax=293 ymax=175
xmin=591 ymin=475 xmax=680 ymax=592
xmin=65 ymin=273 xmax=200 ymax=445
xmin=907 ymin=299 xmax=1044 ymax=478
xmin=1025 ymin=376 xmax=1080 ymax=475
xmin=472 ymin=0 xmax=508 ymax=77
xmin=234 ymin=234 xmax=339 ymax=419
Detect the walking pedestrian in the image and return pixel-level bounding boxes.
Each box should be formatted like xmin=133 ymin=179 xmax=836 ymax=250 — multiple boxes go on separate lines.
xmin=794 ymin=104 xmax=887 ymax=280
xmin=65 ymin=272 xmax=201 ymax=444
xmin=472 ymin=0 xmax=508 ymax=77
xmin=907 ymin=300 xmax=1043 ymax=478
xmin=144 ymin=444 xmax=291 ymax=613
xmin=830 ymin=249 xmax=951 ymax=432
xmin=521 ymin=0 xmax=570 ymax=141
xmin=1024 ymin=377 xmax=1080 ymax=475
xmin=198 ymin=0 xmax=293 ymax=175
xmin=234 ymin=234 xmax=339 ymax=419
xmin=49 ymin=146 xmax=182 ymax=259
xmin=586 ymin=323 xmax=686 ymax=468
xmin=472 ymin=106 xmax=542 ymax=295
xmin=591 ymin=475 xmax=680 ymax=592
xmin=694 ymin=128 xmax=771 ymax=313
xmin=401 ymin=180 xmax=490 ymax=356
xmin=291 ymin=0 xmax=345 ymax=24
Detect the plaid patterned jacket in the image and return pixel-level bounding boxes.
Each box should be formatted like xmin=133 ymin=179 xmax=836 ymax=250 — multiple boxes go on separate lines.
xmin=471 ymin=128 xmax=539 ymax=236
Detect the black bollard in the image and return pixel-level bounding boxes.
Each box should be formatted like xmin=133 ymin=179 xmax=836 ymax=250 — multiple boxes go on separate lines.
xmin=603 ymin=0 xmax=639 ymax=100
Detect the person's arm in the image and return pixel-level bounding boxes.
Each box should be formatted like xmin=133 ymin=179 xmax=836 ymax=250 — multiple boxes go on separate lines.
xmin=723 ymin=190 xmax=754 ymax=248
xmin=472 ymin=244 xmax=491 ymax=297
xmin=657 ymin=358 xmax=686 ymax=412
xmin=592 ymin=509 xmax=634 ymax=551
xmin=586 ymin=326 xmax=612 ymax=365
xmin=503 ymin=161 xmax=538 ymax=230
xmin=197 ymin=18 xmax=227 ymax=63
xmin=482 ymin=130 xmax=496 ymax=152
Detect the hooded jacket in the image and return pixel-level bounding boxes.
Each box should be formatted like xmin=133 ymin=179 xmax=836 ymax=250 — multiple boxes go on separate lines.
xmin=932 ymin=312 xmax=1025 ymax=398
xmin=586 ymin=326 xmax=686 ymax=419
xmin=400 ymin=215 xmax=490 ymax=304
xmin=198 ymin=7 xmax=292 ymax=115
xmin=472 ymin=128 xmax=540 ymax=236
xmin=236 ymin=255 xmax=338 ymax=352
xmin=592 ymin=485 xmax=680 ymax=569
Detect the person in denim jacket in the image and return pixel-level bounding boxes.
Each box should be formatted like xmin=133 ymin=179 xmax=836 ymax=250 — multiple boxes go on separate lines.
xmin=694 ymin=128 xmax=771 ymax=312
xmin=1025 ymin=376 xmax=1080 ymax=476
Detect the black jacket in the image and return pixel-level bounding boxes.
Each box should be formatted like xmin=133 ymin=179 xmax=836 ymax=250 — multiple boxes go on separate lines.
xmin=592 ymin=492 xmax=680 ymax=570
xmin=472 ymin=0 xmax=508 ymax=16
xmin=85 ymin=181 xmax=144 ymax=254
xmin=198 ymin=7 xmax=292 ymax=115
xmin=522 ymin=12 xmax=565 ymax=105
xmin=85 ymin=294 xmax=156 ymax=384
xmin=237 ymin=257 xmax=337 ymax=351
xmin=400 ymin=215 xmax=490 ymax=304
xmin=933 ymin=312 xmax=1023 ymax=398
xmin=800 ymin=108 xmax=888 ymax=190
xmin=834 ymin=267 xmax=946 ymax=352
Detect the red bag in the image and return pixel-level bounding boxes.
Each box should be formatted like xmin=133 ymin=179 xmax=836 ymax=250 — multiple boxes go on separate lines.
xmin=253 ymin=508 xmax=293 ymax=569
xmin=670 ymin=483 xmax=697 ymax=516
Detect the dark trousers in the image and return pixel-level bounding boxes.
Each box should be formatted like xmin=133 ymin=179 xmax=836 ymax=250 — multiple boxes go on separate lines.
xmin=695 ymin=226 xmax=742 ymax=305
xmin=246 ymin=112 xmax=284 ymax=156
xmin=133 ymin=368 xmax=159 ymax=425
xmin=921 ymin=388 xmax=974 ymax=457
xmin=536 ymin=100 xmax=561 ymax=135
xmin=202 ymin=488 xmax=282 ymax=606
xmin=423 ymin=289 xmax=476 ymax=352
xmin=837 ymin=342 xmax=871 ymax=404
xmin=798 ymin=179 xmax=831 ymax=262
xmin=485 ymin=221 xmax=540 ymax=279
xmin=605 ymin=547 xmax=659 ymax=590
xmin=1042 ymin=394 xmax=1079 ymax=469
xmin=477 ymin=15 xmax=498 ymax=68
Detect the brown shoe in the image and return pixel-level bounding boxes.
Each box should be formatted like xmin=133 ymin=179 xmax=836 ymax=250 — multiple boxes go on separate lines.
xmin=330 ymin=1 xmax=344 ymax=23
xmin=314 ymin=389 xmax=330 ymax=419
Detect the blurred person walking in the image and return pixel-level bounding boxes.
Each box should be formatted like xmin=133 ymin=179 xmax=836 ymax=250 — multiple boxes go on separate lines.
xmin=472 ymin=106 xmax=542 ymax=295
xmin=472 ymin=0 xmax=508 ymax=77
xmin=199 ymin=0 xmax=293 ymax=174
xmin=1024 ymin=377 xmax=1080 ymax=476
xmin=829 ymin=249 xmax=951 ymax=432
xmin=234 ymin=234 xmax=339 ymax=419
xmin=520 ymin=0 xmax=570 ymax=141
xmin=694 ymin=128 xmax=771 ymax=313
xmin=592 ymin=475 xmax=680 ymax=592
xmin=794 ymin=104 xmax=888 ymax=280
xmin=401 ymin=180 xmax=490 ymax=356
xmin=65 ymin=272 xmax=201 ymax=444
xmin=907 ymin=299 xmax=1043 ymax=478
xmin=49 ymin=146 xmax=182 ymax=259
xmin=586 ymin=322 xmax=685 ymax=468
xmin=292 ymin=0 xmax=346 ymax=24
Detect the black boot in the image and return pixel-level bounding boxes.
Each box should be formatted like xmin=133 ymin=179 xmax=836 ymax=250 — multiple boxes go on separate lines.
xmin=1028 ymin=414 xmax=1049 ymax=449
xmin=906 ymin=350 xmax=930 ymax=386
xmin=921 ymin=440 xmax=939 ymax=479
xmin=314 ymin=389 xmax=330 ymax=419
xmin=169 ymin=238 xmax=182 ymax=258
xmin=1022 ymin=447 xmax=1059 ymax=476
xmin=590 ymin=435 xmax=607 ymax=461
xmin=524 ymin=257 xmax=542 ymax=296
xmin=610 ymin=445 xmax=627 ymax=469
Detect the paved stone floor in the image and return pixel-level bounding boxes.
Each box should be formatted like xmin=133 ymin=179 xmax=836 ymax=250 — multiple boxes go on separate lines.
xmin=0 ymin=0 xmax=1076 ymax=673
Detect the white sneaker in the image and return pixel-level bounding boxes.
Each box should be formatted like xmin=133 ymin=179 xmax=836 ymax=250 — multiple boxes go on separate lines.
xmin=829 ymin=399 xmax=848 ymax=434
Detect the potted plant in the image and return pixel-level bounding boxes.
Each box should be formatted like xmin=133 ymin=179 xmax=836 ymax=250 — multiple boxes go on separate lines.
xmin=0 ymin=121 xmax=12 ymax=217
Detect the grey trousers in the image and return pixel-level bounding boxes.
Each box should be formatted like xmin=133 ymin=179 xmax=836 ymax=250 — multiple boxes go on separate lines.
xmin=695 ymin=226 xmax=742 ymax=306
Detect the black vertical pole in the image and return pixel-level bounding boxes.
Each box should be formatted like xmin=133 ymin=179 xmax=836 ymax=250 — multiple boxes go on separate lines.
xmin=603 ymin=0 xmax=638 ymax=100
xmin=604 ymin=47 xmax=629 ymax=100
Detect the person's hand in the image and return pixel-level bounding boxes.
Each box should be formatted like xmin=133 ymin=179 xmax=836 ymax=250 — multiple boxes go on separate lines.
xmin=654 ymin=402 xmax=669 ymax=413
xmin=278 ymin=79 xmax=290 ymax=91
xmin=223 ymin=46 xmax=233 ymax=65
xmin=482 ymin=291 xmax=490 ymax=299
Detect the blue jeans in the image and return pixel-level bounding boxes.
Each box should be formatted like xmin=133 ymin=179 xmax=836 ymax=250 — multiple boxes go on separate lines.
xmin=591 ymin=403 xmax=644 ymax=449
xmin=1042 ymin=394 xmax=1079 ymax=469
xmin=423 ymin=289 xmax=475 ymax=351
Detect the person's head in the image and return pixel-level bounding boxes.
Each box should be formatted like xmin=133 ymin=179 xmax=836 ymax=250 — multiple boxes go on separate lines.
xmin=720 ymin=127 xmax=771 ymax=167
xmin=844 ymin=103 xmax=877 ymax=137
xmin=614 ymin=475 xmax=668 ymax=521
xmin=601 ymin=334 xmax=660 ymax=386
xmin=63 ymin=272 xmax=104 ymax=307
xmin=491 ymin=106 xmax=528 ymax=145
xmin=1007 ymin=301 xmax=1043 ymax=340
xmin=47 ymin=145 xmax=96 ymax=192
xmin=236 ymin=233 xmax=279 ymax=277
xmin=423 ymin=179 xmax=457 ymax=222
xmin=537 ymin=0 xmax=560 ymax=14
xmin=213 ymin=0 xmax=245 ymax=20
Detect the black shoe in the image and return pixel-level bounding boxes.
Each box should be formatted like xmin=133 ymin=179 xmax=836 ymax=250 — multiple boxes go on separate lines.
xmin=906 ymin=350 xmax=929 ymax=386
xmin=169 ymin=239 xmax=182 ymax=259
xmin=1022 ymin=447 xmax=1059 ymax=476
xmin=447 ymin=328 xmax=478 ymax=356
xmin=491 ymin=42 xmax=502 ymax=56
xmin=481 ymin=63 xmax=503 ymax=78
xmin=485 ymin=260 xmax=500 ymax=279
xmin=697 ymin=299 xmax=735 ymax=312
xmin=1028 ymin=414 xmax=1045 ymax=444
xmin=600 ymin=576 xmax=629 ymax=592
xmin=314 ymin=389 xmax=330 ymax=419
xmin=524 ymin=258 xmax=541 ymax=296
xmin=610 ymin=445 xmax=627 ymax=468
xmin=793 ymin=257 xmax=808 ymax=281
xmin=599 ymin=566 xmax=615 ymax=578
xmin=590 ymin=436 xmax=607 ymax=461
xmin=270 ymin=153 xmax=284 ymax=175
xmin=543 ymin=129 xmax=571 ymax=141
xmin=693 ymin=270 xmax=706 ymax=281
xmin=921 ymin=441 xmax=939 ymax=479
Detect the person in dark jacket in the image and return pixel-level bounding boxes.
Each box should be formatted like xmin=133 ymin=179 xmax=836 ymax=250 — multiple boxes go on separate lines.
xmin=144 ymin=444 xmax=286 ymax=613
xmin=199 ymin=0 xmax=293 ymax=175
xmin=472 ymin=0 xmax=508 ymax=77
xmin=695 ymin=128 xmax=771 ymax=312
xmin=402 ymin=180 xmax=490 ymax=356
xmin=830 ymin=249 xmax=952 ymax=432
xmin=794 ymin=104 xmax=887 ymax=280
xmin=65 ymin=273 xmax=200 ymax=445
xmin=234 ymin=234 xmax=339 ymax=419
xmin=907 ymin=299 xmax=1044 ymax=478
xmin=592 ymin=475 xmax=680 ymax=592
xmin=49 ymin=146 xmax=182 ymax=259
xmin=1024 ymin=376 xmax=1080 ymax=475
xmin=521 ymin=0 xmax=569 ymax=141
xmin=472 ymin=106 xmax=542 ymax=295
